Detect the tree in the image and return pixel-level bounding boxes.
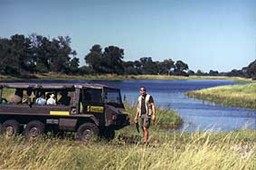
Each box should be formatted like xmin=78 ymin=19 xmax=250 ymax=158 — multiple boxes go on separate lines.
xmin=124 ymin=61 xmax=136 ymax=75
xmin=247 ymin=60 xmax=256 ymax=79
xmin=187 ymin=70 xmax=195 ymax=75
xmin=0 ymin=34 xmax=33 ymax=75
xmin=78 ymin=65 xmax=91 ymax=75
xmin=172 ymin=60 xmax=189 ymax=76
xmin=48 ymin=36 xmax=77 ymax=73
xmin=123 ymin=60 xmax=143 ymax=75
xmin=85 ymin=45 xmax=125 ymax=75
xmin=33 ymin=35 xmax=52 ymax=73
xmin=103 ymin=46 xmax=125 ymax=74
xmin=69 ymin=57 xmax=80 ymax=74
xmin=134 ymin=60 xmax=142 ymax=74
xmin=175 ymin=60 xmax=188 ymax=71
xmin=209 ymin=70 xmax=219 ymax=76
xmin=84 ymin=44 xmax=104 ymax=74
xmin=226 ymin=69 xmax=245 ymax=77
xmin=11 ymin=34 xmax=34 ymax=73
xmin=158 ymin=59 xmax=174 ymax=75
xmin=196 ymin=70 xmax=205 ymax=76
xmin=139 ymin=57 xmax=158 ymax=75
xmin=0 ymin=38 xmax=15 ymax=74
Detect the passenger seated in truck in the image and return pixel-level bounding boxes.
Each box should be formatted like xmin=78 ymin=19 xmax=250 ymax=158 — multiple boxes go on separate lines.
xmin=46 ymin=94 xmax=56 ymax=105
xmin=9 ymin=89 xmax=22 ymax=104
xmin=58 ymin=91 xmax=71 ymax=106
xmin=35 ymin=93 xmax=46 ymax=105
xmin=22 ymin=89 xmax=35 ymax=105
xmin=0 ymin=98 xmax=8 ymax=104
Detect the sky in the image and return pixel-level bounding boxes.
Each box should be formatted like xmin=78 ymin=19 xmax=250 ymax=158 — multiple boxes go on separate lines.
xmin=0 ymin=0 xmax=255 ymax=72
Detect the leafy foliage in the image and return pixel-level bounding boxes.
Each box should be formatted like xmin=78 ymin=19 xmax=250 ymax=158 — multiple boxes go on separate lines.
xmin=0 ymin=34 xmax=79 ymax=75
xmin=84 ymin=44 xmax=189 ymax=76
xmin=247 ymin=60 xmax=256 ymax=79
xmin=1 ymin=33 xmax=254 ymax=78
xmin=103 ymin=46 xmax=125 ymax=74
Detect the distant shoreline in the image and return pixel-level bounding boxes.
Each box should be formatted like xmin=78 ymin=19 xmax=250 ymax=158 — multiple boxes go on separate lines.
xmin=0 ymin=73 xmax=254 ymax=83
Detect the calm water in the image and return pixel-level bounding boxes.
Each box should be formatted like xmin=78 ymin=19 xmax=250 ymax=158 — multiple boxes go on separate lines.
xmin=87 ymin=79 xmax=256 ymax=132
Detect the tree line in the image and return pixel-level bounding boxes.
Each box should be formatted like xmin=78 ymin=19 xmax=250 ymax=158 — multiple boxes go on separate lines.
xmin=0 ymin=34 xmax=255 ymax=79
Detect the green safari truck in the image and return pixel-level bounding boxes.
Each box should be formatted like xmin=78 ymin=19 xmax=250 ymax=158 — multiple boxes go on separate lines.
xmin=0 ymin=82 xmax=130 ymax=141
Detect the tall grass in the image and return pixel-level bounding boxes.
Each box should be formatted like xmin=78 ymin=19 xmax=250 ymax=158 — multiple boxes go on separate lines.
xmin=0 ymin=130 xmax=255 ymax=169
xmin=187 ymin=83 xmax=256 ymax=109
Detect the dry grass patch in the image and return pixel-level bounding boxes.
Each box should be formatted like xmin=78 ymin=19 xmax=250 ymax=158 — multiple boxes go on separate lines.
xmin=0 ymin=131 xmax=255 ymax=170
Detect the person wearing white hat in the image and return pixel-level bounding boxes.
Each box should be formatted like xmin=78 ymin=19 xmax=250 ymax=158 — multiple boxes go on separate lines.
xmin=46 ymin=93 xmax=56 ymax=105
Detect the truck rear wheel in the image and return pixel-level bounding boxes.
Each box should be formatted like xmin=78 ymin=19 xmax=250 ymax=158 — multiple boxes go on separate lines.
xmin=25 ymin=121 xmax=45 ymax=139
xmin=2 ymin=120 xmax=20 ymax=137
xmin=77 ymin=123 xmax=99 ymax=142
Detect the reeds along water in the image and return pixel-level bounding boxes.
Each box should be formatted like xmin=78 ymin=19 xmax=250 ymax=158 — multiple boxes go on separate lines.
xmin=186 ymin=83 xmax=256 ymax=109
xmin=124 ymin=102 xmax=183 ymax=128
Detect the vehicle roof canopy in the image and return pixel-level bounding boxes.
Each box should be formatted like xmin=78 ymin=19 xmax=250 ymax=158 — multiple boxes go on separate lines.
xmin=0 ymin=82 xmax=119 ymax=91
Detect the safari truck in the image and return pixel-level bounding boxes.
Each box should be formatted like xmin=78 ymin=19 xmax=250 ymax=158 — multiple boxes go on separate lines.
xmin=0 ymin=82 xmax=130 ymax=141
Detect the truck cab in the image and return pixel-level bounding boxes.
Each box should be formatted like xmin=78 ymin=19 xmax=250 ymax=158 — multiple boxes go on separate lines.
xmin=0 ymin=82 xmax=130 ymax=141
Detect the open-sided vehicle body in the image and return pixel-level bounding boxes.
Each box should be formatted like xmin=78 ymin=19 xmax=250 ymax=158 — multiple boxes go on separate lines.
xmin=0 ymin=82 xmax=130 ymax=140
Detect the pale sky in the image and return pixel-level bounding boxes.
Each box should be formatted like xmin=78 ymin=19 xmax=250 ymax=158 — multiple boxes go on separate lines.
xmin=1 ymin=0 xmax=255 ymax=72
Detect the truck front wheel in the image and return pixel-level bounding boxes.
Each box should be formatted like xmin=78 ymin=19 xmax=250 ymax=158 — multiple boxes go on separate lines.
xmin=25 ymin=121 xmax=45 ymax=139
xmin=77 ymin=123 xmax=99 ymax=142
xmin=2 ymin=120 xmax=20 ymax=137
xmin=101 ymin=127 xmax=115 ymax=141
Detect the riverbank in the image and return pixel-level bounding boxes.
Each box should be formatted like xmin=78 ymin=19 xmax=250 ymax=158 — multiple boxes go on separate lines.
xmin=0 ymin=130 xmax=255 ymax=169
xmin=0 ymin=73 xmax=254 ymax=82
xmin=186 ymin=83 xmax=256 ymax=109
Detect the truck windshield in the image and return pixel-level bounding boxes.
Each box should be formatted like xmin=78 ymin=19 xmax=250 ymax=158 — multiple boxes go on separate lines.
xmin=104 ymin=89 xmax=123 ymax=107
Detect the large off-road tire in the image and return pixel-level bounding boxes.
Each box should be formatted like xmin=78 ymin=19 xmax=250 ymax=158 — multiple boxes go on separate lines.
xmin=76 ymin=123 xmax=99 ymax=142
xmin=2 ymin=120 xmax=20 ymax=137
xmin=100 ymin=127 xmax=115 ymax=141
xmin=24 ymin=120 xmax=45 ymax=139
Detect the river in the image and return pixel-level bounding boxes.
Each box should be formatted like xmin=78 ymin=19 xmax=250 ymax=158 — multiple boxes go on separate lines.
xmin=87 ymin=79 xmax=256 ymax=132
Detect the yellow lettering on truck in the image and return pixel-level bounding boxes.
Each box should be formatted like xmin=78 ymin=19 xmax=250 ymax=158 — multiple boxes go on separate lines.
xmin=87 ymin=106 xmax=104 ymax=113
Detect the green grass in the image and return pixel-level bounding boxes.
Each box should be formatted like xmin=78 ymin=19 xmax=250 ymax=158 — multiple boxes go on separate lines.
xmin=187 ymin=83 xmax=256 ymax=109
xmin=1 ymin=98 xmax=254 ymax=169
xmin=0 ymin=130 xmax=255 ymax=169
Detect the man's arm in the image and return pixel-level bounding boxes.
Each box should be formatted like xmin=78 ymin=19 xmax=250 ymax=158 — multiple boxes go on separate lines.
xmin=150 ymin=101 xmax=156 ymax=125
xmin=134 ymin=107 xmax=139 ymax=123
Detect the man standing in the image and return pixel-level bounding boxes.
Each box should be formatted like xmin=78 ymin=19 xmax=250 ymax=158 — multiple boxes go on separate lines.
xmin=134 ymin=86 xmax=156 ymax=144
